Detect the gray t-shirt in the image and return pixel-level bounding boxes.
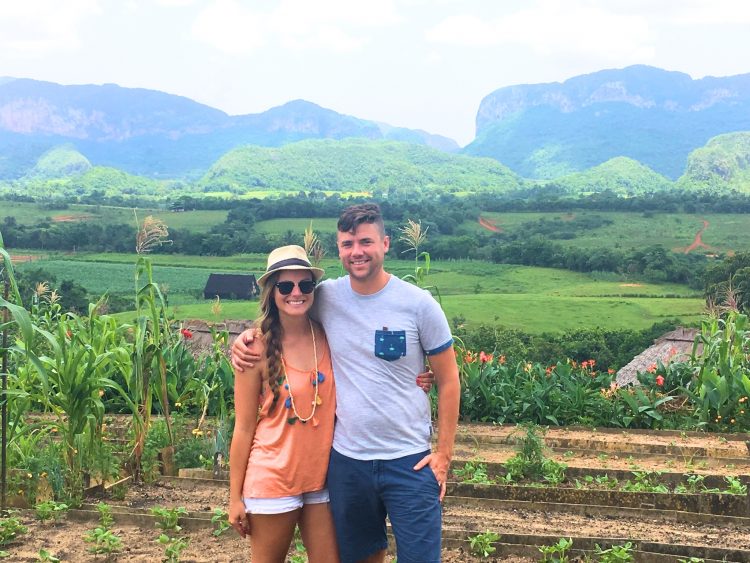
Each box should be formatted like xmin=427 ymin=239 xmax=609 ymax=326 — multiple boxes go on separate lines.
xmin=313 ymin=275 xmax=453 ymax=460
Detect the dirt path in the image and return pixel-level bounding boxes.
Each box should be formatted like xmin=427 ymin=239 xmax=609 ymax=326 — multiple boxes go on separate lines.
xmin=684 ymin=219 xmax=710 ymax=254
xmin=478 ymin=216 xmax=502 ymax=233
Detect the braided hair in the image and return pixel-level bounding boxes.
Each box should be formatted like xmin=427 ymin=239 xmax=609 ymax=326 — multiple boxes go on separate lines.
xmin=256 ymin=272 xmax=284 ymax=411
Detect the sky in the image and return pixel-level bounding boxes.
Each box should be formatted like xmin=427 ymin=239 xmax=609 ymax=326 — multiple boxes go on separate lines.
xmin=1 ymin=0 xmax=749 ymax=146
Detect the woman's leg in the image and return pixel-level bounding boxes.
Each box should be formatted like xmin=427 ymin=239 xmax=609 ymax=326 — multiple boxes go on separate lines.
xmin=248 ymin=509 xmax=300 ymax=563
xmin=298 ymin=502 xmax=340 ymax=563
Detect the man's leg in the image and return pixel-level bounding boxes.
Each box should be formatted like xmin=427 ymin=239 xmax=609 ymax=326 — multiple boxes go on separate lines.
xmin=381 ymin=450 xmax=442 ymax=563
xmin=327 ymin=448 xmax=388 ymax=563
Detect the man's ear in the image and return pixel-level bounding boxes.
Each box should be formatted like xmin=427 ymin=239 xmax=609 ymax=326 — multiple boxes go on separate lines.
xmin=383 ymin=235 xmax=390 ymax=253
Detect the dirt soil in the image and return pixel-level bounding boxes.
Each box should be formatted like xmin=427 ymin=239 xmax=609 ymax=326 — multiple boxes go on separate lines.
xmin=4 ymin=424 xmax=750 ymax=561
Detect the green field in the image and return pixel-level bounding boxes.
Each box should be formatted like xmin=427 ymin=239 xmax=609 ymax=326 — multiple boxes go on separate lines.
xmin=471 ymin=211 xmax=750 ymax=253
xmin=1 ymin=201 xmax=228 ymax=232
xmin=18 ymin=253 xmax=705 ymax=333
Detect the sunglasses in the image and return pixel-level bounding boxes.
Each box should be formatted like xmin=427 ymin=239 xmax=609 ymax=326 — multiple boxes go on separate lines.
xmin=274 ymin=280 xmax=316 ymax=295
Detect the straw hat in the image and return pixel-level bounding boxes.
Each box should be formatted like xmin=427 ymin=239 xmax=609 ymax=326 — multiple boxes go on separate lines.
xmin=257 ymin=245 xmax=324 ymax=287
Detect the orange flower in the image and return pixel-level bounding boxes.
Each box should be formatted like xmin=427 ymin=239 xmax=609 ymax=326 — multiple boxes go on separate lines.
xmin=498 ymin=355 xmax=506 ymax=365
xmin=479 ymin=351 xmax=493 ymax=364
xmin=646 ymin=363 xmax=657 ymax=373
xmin=464 ymin=352 xmax=476 ymax=364
xmin=607 ymin=368 xmax=615 ymax=375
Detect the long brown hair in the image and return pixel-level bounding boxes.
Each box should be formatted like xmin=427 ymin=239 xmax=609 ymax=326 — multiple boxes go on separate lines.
xmin=256 ymin=272 xmax=284 ymax=410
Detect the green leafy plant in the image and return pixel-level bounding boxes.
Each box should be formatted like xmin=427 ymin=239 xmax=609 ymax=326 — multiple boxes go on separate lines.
xmin=84 ymin=527 xmax=123 ymax=555
xmin=723 ymin=476 xmax=747 ymax=495
xmin=621 ymin=471 xmax=668 ymax=493
xmin=504 ymin=423 xmax=567 ymax=484
xmin=674 ymin=474 xmax=719 ymax=494
xmin=594 ymin=542 xmax=635 ymax=563
xmin=211 ymin=508 xmax=230 ymax=537
xmin=157 ymin=534 xmax=189 ymax=563
xmin=34 ymin=500 xmax=70 ymax=523
xmin=289 ymin=527 xmax=307 ymax=563
xmin=37 ymin=548 xmax=61 ymax=562
xmin=453 ymin=460 xmax=492 ymax=484
xmin=0 ymin=515 xmax=27 ymax=547
xmin=150 ymin=506 xmax=189 ymax=533
xmin=468 ymin=531 xmax=500 ymax=558
xmin=97 ymin=502 xmax=115 ymax=530
xmin=538 ymin=537 xmax=573 ymax=563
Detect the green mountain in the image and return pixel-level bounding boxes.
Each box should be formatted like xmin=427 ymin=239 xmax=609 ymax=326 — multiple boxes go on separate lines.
xmin=551 ymin=157 xmax=673 ymax=194
xmin=0 ymin=79 xmax=458 ymax=179
xmin=21 ymin=165 xmax=166 ymax=199
xmin=199 ymin=138 xmax=521 ymax=194
xmin=678 ymin=132 xmax=750 ymax=193
xmin=26 ymin=145 xmax=92 ymax=179
xmin=466 ymin=65 xmax=750 ymax=180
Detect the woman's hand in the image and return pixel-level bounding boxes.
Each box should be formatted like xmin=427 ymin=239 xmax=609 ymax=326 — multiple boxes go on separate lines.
xmin=229 ymin=499 xmax=250 ymax=538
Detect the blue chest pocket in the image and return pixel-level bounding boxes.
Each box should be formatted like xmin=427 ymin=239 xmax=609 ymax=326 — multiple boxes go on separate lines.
xmin=374 ymin=329 xmax=406 ymax=362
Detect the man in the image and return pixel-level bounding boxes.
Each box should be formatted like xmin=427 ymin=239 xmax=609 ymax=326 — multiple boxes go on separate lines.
xmin=232 ymin=203 xmax=460 ymax=563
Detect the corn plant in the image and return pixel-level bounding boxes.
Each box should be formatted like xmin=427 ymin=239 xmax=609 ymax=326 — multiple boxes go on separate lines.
xmin=4 ymin=298 xmax=128 ymax=500
xmin=399 ymin=219 xmax=441 ymax=304
xmin=125 ymin=216 xmax=175 ymax=482
xmin=689 ymin=312 xmax=750 ymax=430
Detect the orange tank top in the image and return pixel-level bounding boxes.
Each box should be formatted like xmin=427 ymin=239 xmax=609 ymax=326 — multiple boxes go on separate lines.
xmin=242 ymin=335 xmax=336 ymax=498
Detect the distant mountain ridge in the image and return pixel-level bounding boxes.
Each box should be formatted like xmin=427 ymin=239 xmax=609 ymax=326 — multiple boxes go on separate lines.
xmin=0 ymin=78 xmax=458 ymax=179
xmin=466 ymin=65 xmax=750 ymax=179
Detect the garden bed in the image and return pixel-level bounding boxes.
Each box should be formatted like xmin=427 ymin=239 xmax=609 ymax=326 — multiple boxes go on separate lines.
xmin=4 ymin=425 xmax=750 ymax=561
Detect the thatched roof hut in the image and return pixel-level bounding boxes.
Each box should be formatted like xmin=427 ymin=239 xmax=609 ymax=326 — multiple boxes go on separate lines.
xmin=616 ymin=327 xmax=702 ymax=387
xmin=180 ymin=319 xmax=253 ymax=358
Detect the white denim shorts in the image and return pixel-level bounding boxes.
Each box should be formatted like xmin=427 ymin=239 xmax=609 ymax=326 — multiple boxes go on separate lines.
xmin=243 ymin=488 xmax=330 ymax=514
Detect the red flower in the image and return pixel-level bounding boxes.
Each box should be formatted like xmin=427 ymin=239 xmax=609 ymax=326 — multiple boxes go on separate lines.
xmin=479 ymin=351 xmax=493 ymax=364
xmin=655 ymin=375 xmax=665 ymax=386
xmin=181 ymin=328 xmax=193 ymax=339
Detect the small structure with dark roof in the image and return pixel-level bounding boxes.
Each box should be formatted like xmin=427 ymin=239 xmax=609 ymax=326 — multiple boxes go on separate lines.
xmin=616 ymin=327 xmax=702 ymax=387
xmin=203 ymin=273 xmax=260 ymax=300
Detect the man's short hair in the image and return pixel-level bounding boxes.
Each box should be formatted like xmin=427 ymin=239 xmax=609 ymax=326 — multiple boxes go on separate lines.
xmin=337 ymin=203 xmax=385 ymax=236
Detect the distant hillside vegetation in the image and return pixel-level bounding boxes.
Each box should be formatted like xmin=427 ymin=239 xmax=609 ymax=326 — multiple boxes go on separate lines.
xmin=466 ymin=65 xmax=750 ymax=180
xmin=27 ymin=145 xmax=92 ymax=179
xmin=0 ymin=79 xmax=457 ymax=179
xmin=678 ymin=132 xmax=750 ymax=193
xmin=199 ymin=139 xmax=521 ymax=194
xmin=550 ymin=157 xmax=673 ymax=194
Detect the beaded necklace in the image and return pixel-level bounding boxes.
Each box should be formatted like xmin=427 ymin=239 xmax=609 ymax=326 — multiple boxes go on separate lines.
xmin=281 ymin=319 xmax=325 ymax=425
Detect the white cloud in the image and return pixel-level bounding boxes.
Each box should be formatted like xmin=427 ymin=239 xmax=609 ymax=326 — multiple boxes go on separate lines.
xmin=425 ymin=0 xmax=655 ymax=59
xmin=0 ymin=0 xmax=100 ymax=57
xmin=192 ymin=0 xmax=400 ymax=54
xmin=191 ymin=0 xmax=267 ymax=55
xmin=607 ymin=0 xmax=750 ymax=26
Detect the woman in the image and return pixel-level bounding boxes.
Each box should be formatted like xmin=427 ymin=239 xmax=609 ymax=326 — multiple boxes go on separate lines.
xmin=229 ymin=245 xmax=339 ymax=563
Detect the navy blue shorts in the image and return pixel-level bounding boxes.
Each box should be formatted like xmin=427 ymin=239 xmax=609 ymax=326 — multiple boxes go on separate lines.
xmin=327 ymin=448 xmax=442 ymax=563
